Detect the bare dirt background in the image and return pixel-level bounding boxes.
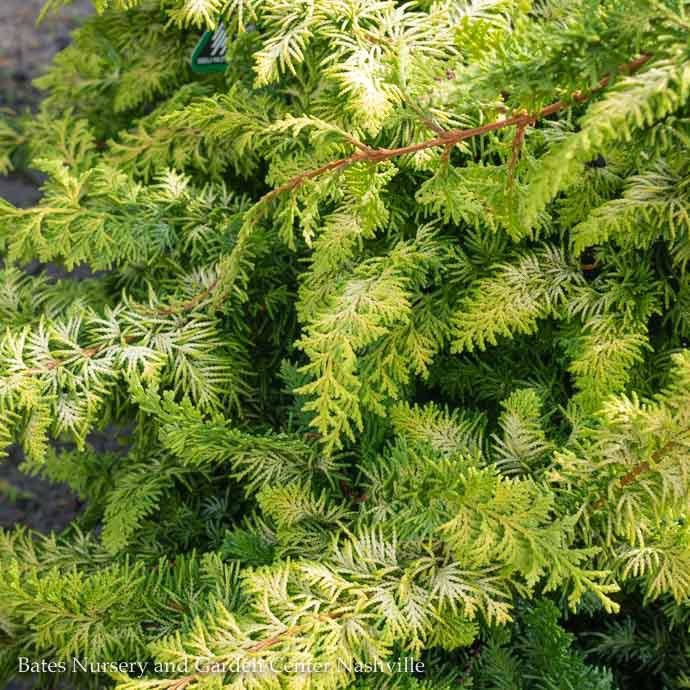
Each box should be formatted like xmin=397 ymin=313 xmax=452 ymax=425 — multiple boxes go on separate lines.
xmin=0 ymin=0 xmax=93 ymax=536
xmin=0 ymin=0 xmax=93 ymax=110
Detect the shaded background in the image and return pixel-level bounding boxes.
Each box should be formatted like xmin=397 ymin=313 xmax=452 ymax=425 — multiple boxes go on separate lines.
xmin=0 ymin=0 xmax=93 ymax=535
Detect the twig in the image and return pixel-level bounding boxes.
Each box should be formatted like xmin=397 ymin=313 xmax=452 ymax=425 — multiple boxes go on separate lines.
xmin=592 ymin=431 xmax=688 ymax=510
xmin=157 ymin=52 xmax=653 ymax=315
xmin=158 ymin=278 xmax=220 ymax=316
xmin=23 ymin=335 xmax=137 ymax=375
xmin=246 ymin=611 xmax=343 ymax=653
xmin=252 ymin=53 xmax=651 ymax=205
xmin=507 ymin=119 xmax=528 ymax=184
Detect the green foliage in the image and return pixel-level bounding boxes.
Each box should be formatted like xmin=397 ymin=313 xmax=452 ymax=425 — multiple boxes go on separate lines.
xmin=473 ymin=600 xmax=616 ymax=690
xmin=1 ymin=0 xmax=690 ymax=688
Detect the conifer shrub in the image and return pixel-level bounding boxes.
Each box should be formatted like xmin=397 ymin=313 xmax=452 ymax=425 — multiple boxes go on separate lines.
xmin=0 ymin=0 xmax=689 ymax=688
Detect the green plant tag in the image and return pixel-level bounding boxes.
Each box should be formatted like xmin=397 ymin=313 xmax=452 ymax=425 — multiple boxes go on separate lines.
xmin=191 ymin=23 xmax=228 ymax=74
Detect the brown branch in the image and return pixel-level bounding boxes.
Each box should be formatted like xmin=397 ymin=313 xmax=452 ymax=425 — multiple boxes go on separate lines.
xmin=158 ymin=278 xmax=220 ymax=316
xmin=166 ymin=676 xmax=197 ymax=690
xmin=252 ymin=52 xmax=652 ymax=206
xmin=246 ymin=611 xmax=343 ymax=653
xmin=507 ymin=119 xmax=528 ymax=184
xmin=23 ymin=335 xmax=137 ymax=376
xmin=592 ymin=431 xmax=689 ymax=510
xmin=157 ymin=52 xmax=652 ymax=316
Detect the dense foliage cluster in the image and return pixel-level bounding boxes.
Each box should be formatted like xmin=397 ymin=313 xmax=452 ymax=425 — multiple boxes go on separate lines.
xmin=1 ymin=0 xmax=689 ymax=688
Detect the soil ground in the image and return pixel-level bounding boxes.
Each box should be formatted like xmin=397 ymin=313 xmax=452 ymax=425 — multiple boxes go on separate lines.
xmin=0 ymin=0 xmax=93 ymax=110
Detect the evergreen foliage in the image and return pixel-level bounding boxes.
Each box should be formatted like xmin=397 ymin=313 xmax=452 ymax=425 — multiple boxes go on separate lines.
xmin=0 ymin=0 xmax=689 ymax=688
